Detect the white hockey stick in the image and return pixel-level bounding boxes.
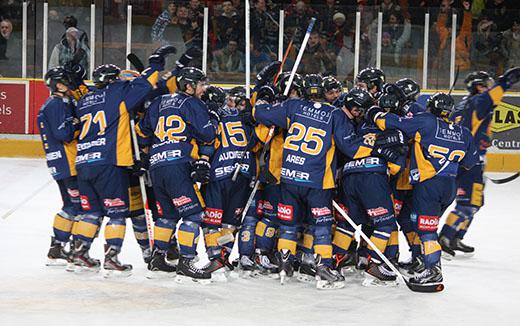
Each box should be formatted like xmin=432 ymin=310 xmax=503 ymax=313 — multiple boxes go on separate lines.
xmin=1 ymin=179 xmax=53 ymax=220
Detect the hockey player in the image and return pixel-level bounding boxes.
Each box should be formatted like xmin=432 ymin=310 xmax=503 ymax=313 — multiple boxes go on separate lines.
xmin=254 ymin=73 xmax=377 ymax=289
xmin=366 ymin=91 xmax=480 ymax=290
xmin=439 ymin=68 xmax=520 ymax=257
xmin=333 ymin=87 xmax=405 ymax=286
xmin=72 ymin=46 xmax=176 ymax=274
xmin=355 ymin=67 xmax=386 ymax=96
xmin=38 ymin=67 xmax=81 ymax=266
xmin=394 ymin=78 xmax=424 ymax=116
xmin=322 ymin=75 xmax=343 ymax=106
xmin=137 ymin=67 xmax=218 ymax=283
xmin=200 ymin=86 xmax=258 ymax=279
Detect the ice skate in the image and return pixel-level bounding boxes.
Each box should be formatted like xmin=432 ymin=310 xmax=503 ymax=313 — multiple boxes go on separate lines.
xmin=254 ymin=251 xmax=279 ymax=279
xmin=68 ymin=240 xmax=100 ymax=273
xmin=355 ymin=255 xmax=369 ymax=277
xmin=141 ymin=246 xmax=152 ymax=264
xmin=175 ymin=257 xmax=211 ymax=285
xmin=451 ymin=238 xmax=475 ymax=257
xmin=103 ymin=245 xmax=132 ymax=278
xmin=439 ymin=235 xmax=455 ymax=260
xmin=297 ymin=253 xmax=316 ymax=283
xmin=363 ymin=262 xmax=398 ymax=287
xmin=333 ymin=252 xmax=356 ymax=275
xmin=277 ymin=249 xmax=294 ymax=285
xmin=237 ymin=255 xmax=258 ymax=278
xmin=46 ymin=237 xmax=69 ymax=267
xmin=203 ymin=249 xmax=234 ymax=282
xmin=166 ymin=245 xmax=180 ymax=265
xmin=403 ymin=256 xmax=425 ymax=278
xmin=408 ymin=264 xmax=444 ymax=292
xmin=315 ymin=263 xmax=345 ymax=290
xmin=146 ymin=249 xmax=176 ymax=279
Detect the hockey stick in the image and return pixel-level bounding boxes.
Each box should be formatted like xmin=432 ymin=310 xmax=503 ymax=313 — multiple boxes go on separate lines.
xmin=333 ymin=200 xmax=444 ymax=293
xmin=486 ymin=172 xmax=520 ymax=184
xmin=239 ymin=18 xmax=317 ymax=222
xmin=1 ymin=179 xmax=53 ymax=220
xmin=130 ymin=119 xmax=154 ymax=248
xmin=127 ymin=53 xmax=145 ymax=73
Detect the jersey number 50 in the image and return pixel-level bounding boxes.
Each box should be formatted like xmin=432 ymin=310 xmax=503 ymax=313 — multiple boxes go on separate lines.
xmin=285 ymin=123 xmax=326 ymax=156
xmin=428 ymin=145 xmax=465 ymax=164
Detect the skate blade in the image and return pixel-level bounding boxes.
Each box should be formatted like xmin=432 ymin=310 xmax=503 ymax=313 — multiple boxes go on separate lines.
xmin=454 ymin=251 xmax=474 ymax=258
xmin=46 ymin=258 xmax=68 ymax=267
xmin=296 ymin=273 xmax=316 ymax=284
xmin=103 ymin=269 xmax=132 ymax=278
xmin=316 ymin=279 xmax=345 ymax=290
xmin=175 ymin=274 xmax=211 ymax=285
xmin=238 ymin=269 xmax=261 ymax=279
xmin=340 ymin=266 xmax=356 ymax=275
xmin=362 ymin=273 xmax=398 ymax=287
xmin=145 ymin=270 xmax=176 ymax=279
xmin=280 ymin=271 xmax=291 ymax=285
xmin=210 ymin=269 xmax=228 ymax=283
xmin=441 ymin=251 xmax=455 ymax=261
xmin=70 ymin=265 xmax=101 ymax=274
xmin=65 ymin=263 xmax=76 ymax=272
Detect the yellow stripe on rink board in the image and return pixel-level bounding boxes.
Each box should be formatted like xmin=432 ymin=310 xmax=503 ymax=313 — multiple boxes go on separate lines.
xmin=105 ymin=224 xmax=126 ymax=240
xmin=53 ymin=214 xmax=73 ymax=232
xmin=154 ymin=226 xmax=174 ymax=243
xmin=0 ymin=140 xmax=45 ymax=158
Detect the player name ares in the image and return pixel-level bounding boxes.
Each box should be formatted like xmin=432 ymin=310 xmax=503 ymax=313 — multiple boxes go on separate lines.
xmin=150 ymin=150 xmax=182 ymax=164
xmin=46 ymin=150 xmax=62 ymax=161
xmin=281 ymin=167 xmax=310 ymax=180
xmin=285 ymin=154 xmax=306 ymax=165
xmin=77 ymin=138 xmax=106 ymax=151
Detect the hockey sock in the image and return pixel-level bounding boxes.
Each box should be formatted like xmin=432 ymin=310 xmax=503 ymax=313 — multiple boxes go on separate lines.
xmin=203 ymin=227 xmax=221 ymax=259
xmin=367 ymin=225 xmax=394 ymax=264
xmin=239 ymin=215 xmax=258 ymax=257
xmin=255 ymin=217 xmax=277 ymax=252
xmin=75 ymin=214 xmax=102 ymax=245
xmin=278 ymin=225 xmax=298 ymax=255
xmin=52 ymin=211 xmax=75 ymax=243
xmin=332 ymin=222 xmax=355 ymax=255
xmin=384 ymin=228 xmax=399 ymax=260
xmin=105 ymin=218 xmax=126 ymax=250
xmin=405 ymin=231 xmax=422 ymax=259
xmin=419 ymin=233 xmax=442 ymax=269
xmin=302 ymin=225 xmax=315 ymax=255
xmin=153 ymin=218 xmax=176 ymax=252
xmin=221 ymin=224 xmax=236 ymax=254
xmin=178 ymin=214 xmax=202 ymax=258
xmin=440 ymin=210 xmax=466 ymax=240
xmin=313 ymin=225 xmax=333 ymax=266
xmin=130 ymin=214 xmax=149 ymax=249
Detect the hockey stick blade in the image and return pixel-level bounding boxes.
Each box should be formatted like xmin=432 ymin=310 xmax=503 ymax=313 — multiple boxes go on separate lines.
xmin=404 ymin=280 xmax=445 ymax=293
xmin=127 ymin=53 xmax=145 ymax=73
xmin=487 ymin=172 xmax=520 ymax=184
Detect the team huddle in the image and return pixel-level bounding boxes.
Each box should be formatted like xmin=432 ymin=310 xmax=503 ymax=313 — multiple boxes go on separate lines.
xmin=37 ymin=44 xmax=520 ymax=293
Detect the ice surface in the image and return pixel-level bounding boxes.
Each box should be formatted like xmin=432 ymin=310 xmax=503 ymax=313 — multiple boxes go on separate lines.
xmin=0 ymin=158 xmax=519 ymax=325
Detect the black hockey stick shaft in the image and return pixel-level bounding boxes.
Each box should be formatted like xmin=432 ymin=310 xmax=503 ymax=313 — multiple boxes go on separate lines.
xmin=487 ymin=172 xmax=520 ymax=184
xmin=127 ymin=53 xmax=145 ymax=73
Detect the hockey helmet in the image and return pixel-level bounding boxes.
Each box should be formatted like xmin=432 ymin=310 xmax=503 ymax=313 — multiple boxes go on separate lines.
xmin=356 ymin=67 xmax=385 ymax=92
xmin=303 ymin=74 xmax=324 ymax=99
xmin=176 ymin=67 xmax=207 ymax=93
xmin=276 ymin=72 xmax=304 ymax=96
xmin=93 ymin=64 xmax=121 ymax=89
xmin=44 ymin=66 xmax=72 ymax=92
xmin=343 ymin=87 xmax=374 ymax=114
xmin=464 ymin=71 xmax=494 ymax=94
xmin=395 ymin=78 xmax=420 ymax=100
xmin=427 ymin=92 xmax=455 ymax=120
xmin=201 ymin=86 xmax=226 ymax=107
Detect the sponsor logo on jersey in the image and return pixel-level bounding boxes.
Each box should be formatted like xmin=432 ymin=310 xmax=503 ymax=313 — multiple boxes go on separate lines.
xmin=435 ymin=120 xmax=464 ymax=144
xmin=343 ymin=157 xmax=382 ymax=170
xmin=215 ymin=163 xmax=250 ymax=177
xmin=172 ymin=196 xmax=192 ymax=207
xmin=80 ymin=195 xmax=91 ymax=210
xmin=46 ymin=151 xmax=62 ymax=161
xmin=77 ymin=138 xmax=106 ymax=151
xmin=79 ymin=92 xmax=106 ymax=109
xmin=203 ymin=207 xmax=223 ymax=225
xmin=150 ymin=150 xmax=183 ymax=165
xmin=311 ymin=207 xmax=332 ymax=218
xmin=296 ymin=104 xmax=333 ymax=124
xmin=393 ymin=199 xmax=403 ymax=216
xmin=256 ymin=200 xmax=264 ymax=216
xmin=160 ymin=94 xmax=188 ymax=110
xmin=76 ymin=152 xmax=103 ymax=164
xmin=103 ymin=198 xmax=126 ymax=208
xmin=281 ymin=168 xmax=311 ymax=182
xmin=234 ymin=207 xmax=243 ymax=217
xmin=156 ymin=201 xmax=163 ymax=216
xmin=334 ymin=203 xmax=348 ymax=221
xmin=277 ymin=204 xmax=293 ymax=221
xmin=67 ymin=188 xmax=80 ymax=198
xmin=367 ymin=207 xmax=389 ymax=217
xmin=418 ymin=215 xmax=439 ymax=231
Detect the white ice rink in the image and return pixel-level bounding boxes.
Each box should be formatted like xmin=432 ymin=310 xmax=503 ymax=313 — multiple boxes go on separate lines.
xmin=0 ymin=158 xmax=519 ymax=325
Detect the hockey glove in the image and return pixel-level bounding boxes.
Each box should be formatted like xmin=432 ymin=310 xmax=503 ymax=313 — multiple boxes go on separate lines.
xmin=149 ymin=45 xmax=177 ymax=70
xmin=372 ymin=145 xmax=400 ymax=163
xmin=365 ymin=105 xmax=385 ymax=123
xmin=497 ymin=66 xmax=520 ymax=90
xmin=255 ymin=61 xmax=282 ymax=87
xmin=241 ymin=100 xmax=255 ymax=127
xmin=131 ymin=159 xmax=148 ymax=177
xmin=207 ymin=107 xmax=221 ymax=123
xmin=191 ymin=159 xmax=211 ymax=184
xmin=176 ymin=46 xmax=202 ymax=70
xmin=256 ymin=83 xmax=278 ymax=103
xmin=374 ymin=129 xmax=405 ymax=148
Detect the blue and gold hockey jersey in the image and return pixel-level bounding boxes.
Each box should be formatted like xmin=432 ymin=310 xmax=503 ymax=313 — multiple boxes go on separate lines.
xmin=450 ymin=84 xmax=505 ymax=156
xmin=254 ymin=98 xmax=367 ymax=189
xmin=38 ymin=96 xmax=79 ymax=180
xmin=74 ymin=67 xmax=160 ymax=168
xmin=210 ymin=106 xmax=257 ymax=181
xmin=136 ymin=92 xmax=218 ymax=169
xmin=374 ymin=111 xmax=479 ymax=184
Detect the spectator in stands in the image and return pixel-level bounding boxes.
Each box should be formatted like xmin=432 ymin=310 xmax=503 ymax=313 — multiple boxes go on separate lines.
xmin=455 ymin=0 xmax=473 ymax=71
xmin=49 ymin=27 xmax=90 ymax=76
xmin=62 ymin=15 xmax=89 ymax=48
xmin=318 ymin=0 xmax=342 ymax=34
xmin=188 ymin=0 xmax=204 ymax=22
xmin=286 ymin=1 xmax=313 ymax=46
xmin=213 ymin=38 xmax=244 ymax=72
xmin=0 ymin=0 xmax=21 ymax=21
xmin=431 ymin=0 xmax=452 ymax=70
xmin=501 ymin=19 xmax=520 ymax=69
xmin=151 ymin=1 xmax=177 ymax=44
xmin=0 ymin=19 xmax=12 ymax=60
xmin=250 ymin=39 xmax=271 ymax=72
xmin=381 ymin=0 xmax=401 ymax=19
xmin=471 ymin=15 xmax=505 ymax=75
xmin=301 ymin=31 xmax=335 ymax=75
xmin=382 ymin=10 xmax=411 ymax=64
xmin=216 ymin=1 xmax=242 ymax=49
xmin=486 ymin=0 xmax=513 ymax=32
xmin=327 ymin=12 xmax=350 ymax=53
xmin=251 ymin=0 xmax=271 ymax=48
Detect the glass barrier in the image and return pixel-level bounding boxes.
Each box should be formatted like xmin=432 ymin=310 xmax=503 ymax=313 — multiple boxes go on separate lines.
xmin=426 ymin=6 xmax=454 ymax=90
xmin=96 ymin=0 xmax=127 ymax=71
xmin=46 ymin=0 xmax=91 ymax=76
xmin=0 ymin=0 xmax=23 ymax=77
